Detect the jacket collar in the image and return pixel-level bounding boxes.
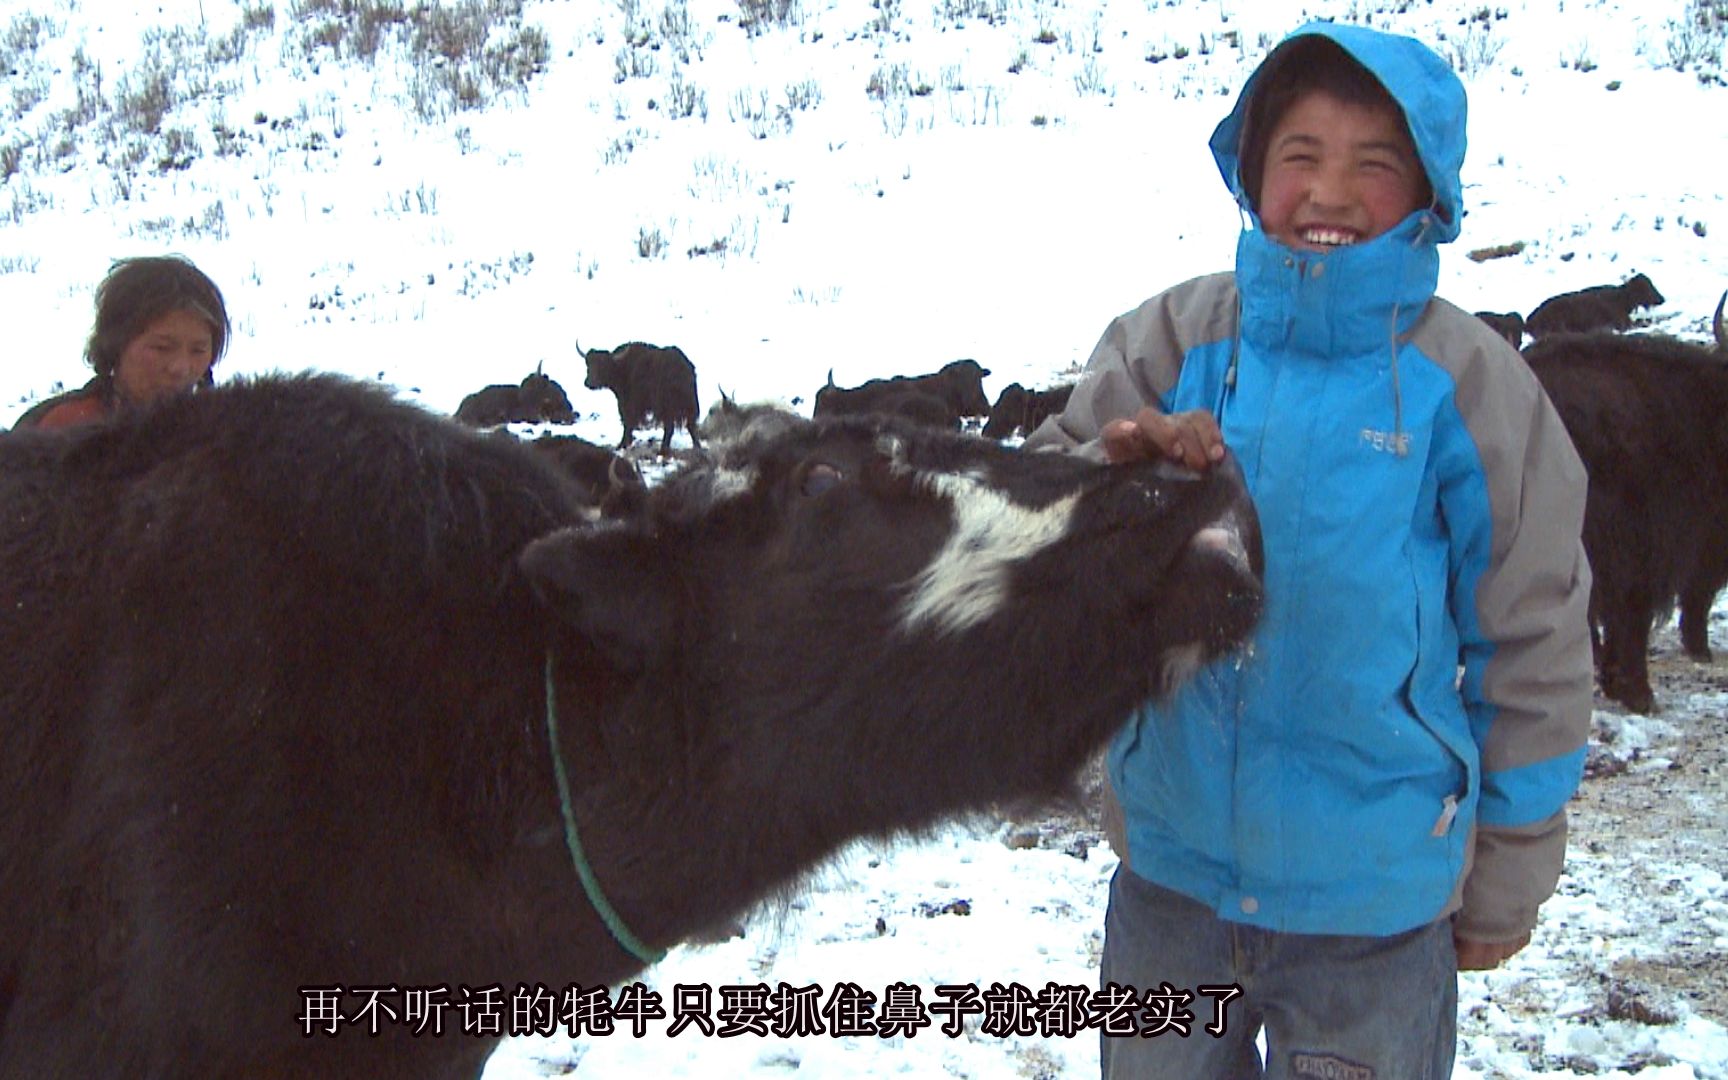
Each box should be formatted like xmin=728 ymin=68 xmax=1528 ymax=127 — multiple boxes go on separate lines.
xmin=1236 ymin=210 xmax=1441 ymax=358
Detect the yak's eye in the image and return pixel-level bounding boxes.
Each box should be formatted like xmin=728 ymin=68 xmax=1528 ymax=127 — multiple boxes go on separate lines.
xmin=800 ymin=462 xmax=843 ymax=497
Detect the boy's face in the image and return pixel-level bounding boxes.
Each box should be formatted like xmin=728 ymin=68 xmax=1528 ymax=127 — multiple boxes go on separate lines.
xmin=1257 ymin=89 xmax=1426 ymax=253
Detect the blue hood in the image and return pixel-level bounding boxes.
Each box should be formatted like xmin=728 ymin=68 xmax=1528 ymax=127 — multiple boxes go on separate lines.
xmin=1209 ymin=21 xmax=1466 ymax=245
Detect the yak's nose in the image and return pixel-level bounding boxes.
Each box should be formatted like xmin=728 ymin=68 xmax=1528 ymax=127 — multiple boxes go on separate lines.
xmin=1191 ymin=513 xmax=1253 ymax=572
xmin=1164 ymin=450 xmax=1260 ymax=579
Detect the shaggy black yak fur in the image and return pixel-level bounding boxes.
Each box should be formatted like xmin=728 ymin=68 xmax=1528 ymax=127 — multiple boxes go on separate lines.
xmin=1524 ymin=332 xmax=1728 ymax=712
xmin=0 ymin=373 xmax=1261 ymax=1078
xmin=527 ymin=432 xmax=647 ymax=519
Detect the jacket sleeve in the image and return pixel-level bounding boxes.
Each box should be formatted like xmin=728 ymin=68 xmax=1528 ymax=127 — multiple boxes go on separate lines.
xmin=1429 ymin=310 xmax=1594 ymax=944
xmin=1019 ymin=319 xmax=1148 ymax=461
xmin=1023 ymin=275 xmax=1236 ymax=458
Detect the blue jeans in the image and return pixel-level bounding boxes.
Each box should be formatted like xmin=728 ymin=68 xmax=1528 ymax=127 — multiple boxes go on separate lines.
xmin=1099 ymin=865 xmax=1457 ymax=1079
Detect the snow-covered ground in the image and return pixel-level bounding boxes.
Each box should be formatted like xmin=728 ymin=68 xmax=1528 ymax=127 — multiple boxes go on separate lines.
xmin=3 ymin=0 xmax=1726 ymax=1075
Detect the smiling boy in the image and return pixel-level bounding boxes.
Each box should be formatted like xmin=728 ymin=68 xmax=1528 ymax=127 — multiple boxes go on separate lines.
xmin=1026 ymin=23 xmax=1594 ymax=1079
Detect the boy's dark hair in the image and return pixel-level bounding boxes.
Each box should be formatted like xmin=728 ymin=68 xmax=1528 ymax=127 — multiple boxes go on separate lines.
xmin=86 ymin=255 xmax=230 ymax=382
xmin=1238 ymin=34 xmax=1434 ymax=215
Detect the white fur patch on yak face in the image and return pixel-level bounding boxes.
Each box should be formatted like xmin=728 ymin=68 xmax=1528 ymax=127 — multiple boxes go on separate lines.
xmin=707 ymin=464 xmax=758 ymax=503
xmin=898 ymin=467 xmax=1080 ymax=636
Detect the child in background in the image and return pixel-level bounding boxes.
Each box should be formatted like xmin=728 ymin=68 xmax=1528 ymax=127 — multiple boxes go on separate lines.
xmin=14 ymin=254 xmax=229 ymax=431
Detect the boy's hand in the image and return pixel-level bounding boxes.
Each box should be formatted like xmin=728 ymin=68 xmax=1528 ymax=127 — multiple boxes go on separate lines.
xmin=1102 ymin=407 xmax=1227 ymax=470
xmin=1454 ymin=931 xmax=1530 ymax=970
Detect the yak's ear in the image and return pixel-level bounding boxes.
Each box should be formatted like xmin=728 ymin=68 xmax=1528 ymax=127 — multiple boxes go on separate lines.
xmin=520 ymin=527 xmax=675 ymax=673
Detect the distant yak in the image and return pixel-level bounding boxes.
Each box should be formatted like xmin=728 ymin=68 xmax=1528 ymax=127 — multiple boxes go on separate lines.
xmin=813 ymin=359 xmax=993 ymax=430
xmin=1525 ymin=273 xmax=1665 ymax=338
xmin=698 ymin=391 xmax=807 ymax=448
xmin=578 ymin=340 xmax=702 ymax=457
xmin=453 ymin=365 xmax=576 ymax=427
xmin=982 ymin=381 xmax=1076 ymax=440
xmin=1472 ymin=311 xmax=1526 ymax=350
xmin=1523 ymin=328 xmax=1728 ymax=712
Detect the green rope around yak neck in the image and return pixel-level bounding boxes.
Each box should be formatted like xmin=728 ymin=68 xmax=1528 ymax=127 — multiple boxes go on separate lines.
xmin=543 ymin=651 xmax=666 ymax=968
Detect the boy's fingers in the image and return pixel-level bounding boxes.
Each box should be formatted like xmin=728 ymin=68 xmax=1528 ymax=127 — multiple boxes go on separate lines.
xmin=1170 ymin=418 xmax=1224 ymax=471
xmin=1101 ymin=419 xmax=1150 ymax=463
xmin=1103 ymin=410 xmax=1226 ymax=469
xmin=1181 ymin=415 xmax=1227 ymax=460
xmin=1173 ymin=428 xmax=1206 ymax=469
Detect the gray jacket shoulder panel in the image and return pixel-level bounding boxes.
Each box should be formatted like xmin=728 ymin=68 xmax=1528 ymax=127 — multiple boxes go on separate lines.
xmin=1023 ymin=274 xmax=1238 ymax=456
xmin=1408 ymin=298 xmax=1594 ymax=775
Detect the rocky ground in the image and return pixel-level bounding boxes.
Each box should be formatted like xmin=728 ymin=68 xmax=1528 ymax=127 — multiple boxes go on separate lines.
xmin=1567 ymin=636 xmax=1728 ymax=1028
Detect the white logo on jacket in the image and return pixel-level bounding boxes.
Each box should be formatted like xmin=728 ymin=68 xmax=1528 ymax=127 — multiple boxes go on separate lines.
xmin=1358 ymin=428 xmax=1411 ymax=456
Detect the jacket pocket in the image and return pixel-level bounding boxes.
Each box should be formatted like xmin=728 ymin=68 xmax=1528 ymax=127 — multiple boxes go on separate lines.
xmin=1400 ymin=545 xmax=1476 ymax=846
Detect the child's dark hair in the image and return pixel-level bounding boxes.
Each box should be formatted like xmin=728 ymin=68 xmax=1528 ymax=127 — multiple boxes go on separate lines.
xmin=1238 ymin=34 xmax=1434 ymax=214
xmin=86 ymin=255 xmax=231 ymax=381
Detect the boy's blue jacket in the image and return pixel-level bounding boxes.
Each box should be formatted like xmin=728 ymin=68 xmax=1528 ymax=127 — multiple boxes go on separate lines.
xmin=1027 ymin=23 xmax=1594 ymax=939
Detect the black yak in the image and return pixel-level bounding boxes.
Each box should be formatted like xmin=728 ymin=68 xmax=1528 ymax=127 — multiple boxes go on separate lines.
xmin=453 ymin=365 xmax=576 ymax=426
xmin=1525 ymin=272 xmax=1665 ymax=338
xmin=1472 ymin=310 xmax=1526 ymax=350
xmin=697 ymin=391 xmax=806 ymax=447
xmin=1524 ymin=331 xmax=1728 ymax=712
xmin=0 ymin=373 xmax=1261 ymax=1078
xmin=983 ymin=381 xmax=1077 ymax=440
xmin=812 ymin=359 xmax=993 ymax=428
xmin=578 ymin=340 xmax=702 ymax=457
xmin=527 ymin=433 xmax=647 ymax=520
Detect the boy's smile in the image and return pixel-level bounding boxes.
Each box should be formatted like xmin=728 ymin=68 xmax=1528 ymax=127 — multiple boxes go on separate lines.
xmin=1256 ymin=89 xmax=1425 ymax=254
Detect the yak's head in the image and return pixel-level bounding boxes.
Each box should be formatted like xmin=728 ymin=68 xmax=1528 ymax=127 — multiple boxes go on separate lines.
xmin=519 ymin=372 xmax=576 ymax=424
xmin=1626 ymin=273 xmax=1666 ymax=310
xmin=939 ymin=358 xmax=993 ymax=417
xmin=577 ymin=340 xmax=624 ymax=392
xmin=520 ymin=413 xmax=1263 ymax=737
xmin=982 ymin=382 xmax=1030 ymax=439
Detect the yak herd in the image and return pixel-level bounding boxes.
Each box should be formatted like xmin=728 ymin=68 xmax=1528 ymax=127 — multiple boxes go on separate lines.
xmin=0 ymin=371 xmax=1263 ymax=1078
xmin=0 ymin=270 xmax=1721 ymax=1075
xmin=1502 ymin=278 xmax=1728 ymax=713
xmin=1465 ymin=275 xmax=1728 ymax=713
xmin=497 ymin=276 xmax=1726 ymax=716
